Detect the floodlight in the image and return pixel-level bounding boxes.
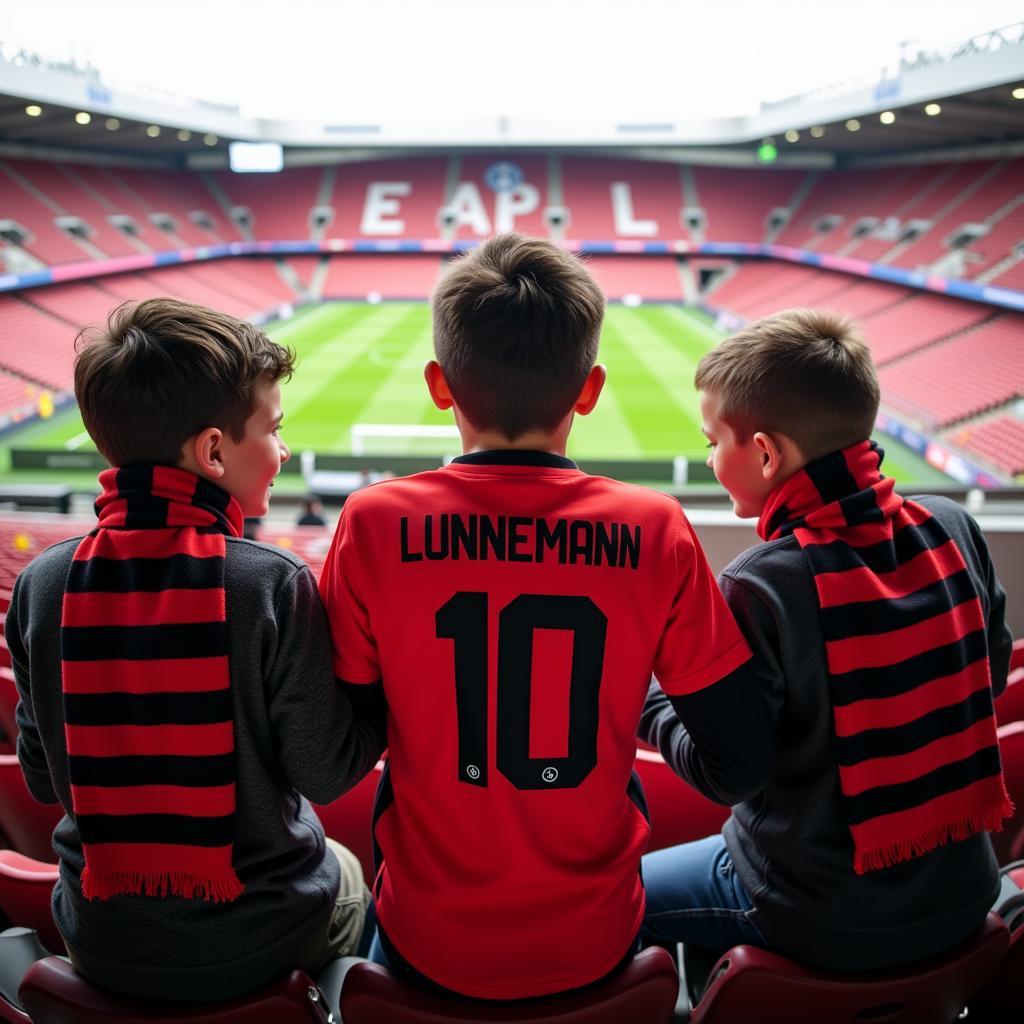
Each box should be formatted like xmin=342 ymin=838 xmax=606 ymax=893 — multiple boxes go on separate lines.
xmin=228 ymin=141 xmax=284 ymax=173
xmin=25 ymin=104 xmax=41 ymax=117
xmin=784 ymin=129 xmax=799 ymax=142
xmin=880 ymin=111 xmax=895 ymax=125
xmin=177 ymin=129 xmax=192 ymax=141
xmin=925 ymin=103 xmax=941 ymax=116
xmin=810 ymin=126 xmax=825 ymax=138
xmin=204 ymin=133 xmax=219 ymax=146
xmin=146 ymin=125 xmax=161 ymax=138
xmin=74 ymin=111 xmax=91 ymax=125
xmin=1012 ymin=86 xmax=1024 ymax=100
xmin=757 ymin=142 xmax=778 ymax=163
xmin=105 ymin=117 xmax=120 ymax=130
xmin=845 ymin=119 xmax=861 ymax=132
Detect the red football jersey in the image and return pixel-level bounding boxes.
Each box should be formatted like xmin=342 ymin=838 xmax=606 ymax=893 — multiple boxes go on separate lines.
xmin=319 ymin=451 xmax=749 ymax=998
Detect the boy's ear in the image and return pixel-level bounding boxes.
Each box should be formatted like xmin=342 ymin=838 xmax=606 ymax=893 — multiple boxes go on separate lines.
xmin=181 ymin=427 xmax=226 ymax=479
xmin=574 ymin=364 xmax=606 ymax=416
xmin=752 ymin=430 xmax=785 ymax=481
xmin=424 ymin=360 xmax=454 ymax=411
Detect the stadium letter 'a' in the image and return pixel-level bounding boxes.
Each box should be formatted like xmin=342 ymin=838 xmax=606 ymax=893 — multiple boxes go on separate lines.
xmin=611 ymin=182 xmax=657 ymax=236
xmin=361 ymin=182 xmax=411 ymax=235
xmin=446 ymin=183 xmax=492 ymax=236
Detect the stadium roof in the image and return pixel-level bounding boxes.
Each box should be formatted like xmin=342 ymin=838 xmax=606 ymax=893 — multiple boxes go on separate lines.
xmin=0 ymin=2 xmax=1022 ymax=161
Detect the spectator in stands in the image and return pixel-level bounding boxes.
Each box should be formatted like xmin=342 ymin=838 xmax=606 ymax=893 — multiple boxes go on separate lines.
xmin=318 ymin=233 xmax=764 ymax=999
xmin=297 ymin=495 xmax=327 ymax=527
xmin=642 ymin=308 xmax=1013 ymax=972
xmin=6 ymin=298 xmax=386 ymax=1002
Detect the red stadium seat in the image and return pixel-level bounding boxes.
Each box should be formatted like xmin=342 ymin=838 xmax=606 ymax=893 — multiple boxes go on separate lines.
xmin=19 ymin=959 xmax=331 ymax=1024
xmin=0 ymin=669 xmax=18 ymax=755
xmin=973 ymin=860 xmax=1024 ymax=1018
xmin=313 ymin=760 xmax=383 ymax=882
xmin=994 ymin=722 xmax=1024 ymax=865
xmin=0 ymin=852 xmax=61 ymax=953
xmin=0 ymin=756 xmax=62 ymax=863
xmin=634 ymin=749 xmax=729 ymax=853
xmin=686 ymin=913 xmax=1008 ymax=1024
xmin=996 ymin=670 xmax=1024 ymax=727
xmin=331 ymin=947 xmax=679 ymax=1024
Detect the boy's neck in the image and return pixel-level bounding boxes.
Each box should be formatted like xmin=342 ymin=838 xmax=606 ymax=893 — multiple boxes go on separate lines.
xmin=458 ymin=419 xmax=572 ymax=458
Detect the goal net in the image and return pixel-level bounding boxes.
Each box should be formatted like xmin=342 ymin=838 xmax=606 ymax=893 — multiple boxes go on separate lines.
xmin=350 ymin=423 xmax=462 ymax=456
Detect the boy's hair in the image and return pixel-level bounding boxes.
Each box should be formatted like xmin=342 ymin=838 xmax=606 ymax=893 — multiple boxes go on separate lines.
xmin=431 ymin=233 xmax=605 ymax=439
xmin=694 ymin=308 xmax=880 ymax=459
xmin=75 ymin=297 xmax=295 ymax=466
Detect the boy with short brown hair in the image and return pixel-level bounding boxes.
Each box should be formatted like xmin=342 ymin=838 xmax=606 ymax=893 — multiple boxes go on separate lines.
xmin=641 ymin=307 xmax=1013 ymax=970
xmin=319 ymin=234 xmax=764 ymax=998
xmin=8 ymin=298 xmax=385 ymax=1001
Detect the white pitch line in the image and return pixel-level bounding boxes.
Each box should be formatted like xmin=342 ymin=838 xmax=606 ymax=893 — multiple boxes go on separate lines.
xmin=65 ymin=430 xmax=91 ymax=451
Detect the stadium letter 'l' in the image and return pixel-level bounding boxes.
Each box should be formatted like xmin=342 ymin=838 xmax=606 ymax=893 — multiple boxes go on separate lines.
xmin=611 ymin=182 xmax=657 ymax=236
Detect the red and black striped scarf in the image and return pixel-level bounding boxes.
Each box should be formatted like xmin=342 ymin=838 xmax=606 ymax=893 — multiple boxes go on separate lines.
xmin=61 ymin=465 xmax=245 ymax=902
xmin=758 ymin=440 xmax=1012 ymax=874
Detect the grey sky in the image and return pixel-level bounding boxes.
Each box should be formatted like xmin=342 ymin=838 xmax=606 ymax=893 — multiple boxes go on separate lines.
xmin=4 ymin=0 xmax=1023 ymax=121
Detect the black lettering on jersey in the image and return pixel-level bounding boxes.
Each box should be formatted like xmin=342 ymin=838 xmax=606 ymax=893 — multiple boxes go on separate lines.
xmin=620 ymin=524 xmax=641 ymax=570
xmin=400 ymin=517 xmax=423 ymax=562
xmin=536 ymin=518 xmax=567 ymax=563
xmin=569 ymin=520 xmax=594 ymax=566
xmin=425 ymin=514 xmax=450 ymax=560
xmin=452 ymin=513 xmax=478 ymax=560
xmin=508 ymin=517 xmax=532 ymax=562
xmin=401 ymin=514 xmax=642 ymax=568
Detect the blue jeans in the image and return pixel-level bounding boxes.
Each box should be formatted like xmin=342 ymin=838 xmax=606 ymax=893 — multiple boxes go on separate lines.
xmin=642 ymin=834 xmax=766 ymax=950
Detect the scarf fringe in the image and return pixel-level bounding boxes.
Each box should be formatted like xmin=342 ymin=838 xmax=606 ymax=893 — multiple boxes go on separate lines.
xmin=81 ymin=868 xmax=244 ymax=903
xmin=854 ymin=799 xmax=1014 ymax=875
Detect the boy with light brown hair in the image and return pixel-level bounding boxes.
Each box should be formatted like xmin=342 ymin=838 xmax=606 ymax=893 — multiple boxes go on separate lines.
xmin=641 ymin=308 xmax=1013 ymax=971
xmin=8 ymin=298 xmax=385 ymax=1001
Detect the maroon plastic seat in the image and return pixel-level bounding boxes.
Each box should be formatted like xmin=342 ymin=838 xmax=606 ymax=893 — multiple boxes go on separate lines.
xmin=688 ymin=913 xmax=1008 ymax=1024
xmin=0 ymin=851 xmax=61 ymax=953
xmin=973 ymin=862 xmax=1024 ymax=1018
xmin=0 ymin=669 xmax=18 ymax=755
xmin=335 ymin=947 xmax=679 ymax=1024
xmin=634 ymin=748 xmax=729 ymax=852
xmin=0 ymin=756 xmax=62 ymax=862
xmin=993 ymin=722 xmax=1024 ymax=865
xmin=313 ymin=760 xmax=384 ymax=882
xmin=19 ymin=958 xmax=332 ymax=1024
xmin=995 ymin=670 xmax=1024 ymax=726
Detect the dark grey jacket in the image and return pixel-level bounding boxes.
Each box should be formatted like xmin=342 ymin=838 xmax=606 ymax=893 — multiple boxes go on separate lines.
xmin=641 ymin=496 xmax=1012 ymax=971
xmin=8 ymin=535 xmax=386 ymax=1000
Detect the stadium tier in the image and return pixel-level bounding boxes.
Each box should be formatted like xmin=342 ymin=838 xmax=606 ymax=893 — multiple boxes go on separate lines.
xmin=878 ymin=313 xmax=1024 ymax=428
xmin=321 ymin=254 xmax=446 ymax=299
xmin=3 ymin=156 xmax=1024 ymax=280
xmin=948 ymin=416 xmax=1024 ymax=478
xmin=584 ymin=256 xmax=684 ymax=301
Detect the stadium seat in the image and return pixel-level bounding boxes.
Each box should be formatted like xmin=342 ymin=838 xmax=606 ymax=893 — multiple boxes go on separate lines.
xmin=994 ymin=722 xmax=1024 ymax=865
xmin=18 ymin=958 xmax=332 ymax=1024
xmin=0 ymin=756 xmax=62 ymax=863
xmin=634 ymin=749 xmax=730 ymax=853
xmin=0 ymin=669 xmax=18 ymax=755
xmin=972 ymin=860 xmax=1024 ymax=1019
xmin=327 ymin=946 xmax=679 ymax=1024
xmin=683 ymin=913 xmax=1008 ymax=1024
xmin=0 ymin=852 xmax=61 ymax=954
xmin=313 ymin=760 xmax=384 ymax=882
xmin=996 ymin=670 xmax=1024 ymax=727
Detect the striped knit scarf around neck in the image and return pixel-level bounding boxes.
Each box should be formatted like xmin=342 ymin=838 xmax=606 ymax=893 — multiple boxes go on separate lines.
xmin=61 ymin=465 xmax=245 ymax=902
xmin=757 ymin=440 xmax=1012 ymax=874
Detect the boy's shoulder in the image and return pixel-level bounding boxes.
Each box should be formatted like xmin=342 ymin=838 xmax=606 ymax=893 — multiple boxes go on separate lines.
xmin=722 ymin=533 xmax=805 ymax=593
xmin=15 ymin=535 xmax=85 ymax=597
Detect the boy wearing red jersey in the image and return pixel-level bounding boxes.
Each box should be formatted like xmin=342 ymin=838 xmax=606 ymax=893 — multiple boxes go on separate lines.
xmin=319 ymin=234 xmax=768 ymax=999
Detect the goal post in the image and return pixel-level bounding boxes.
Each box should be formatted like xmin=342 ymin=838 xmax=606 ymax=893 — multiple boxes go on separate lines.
xmin=350 ymin=423 xmax=461 ymax=456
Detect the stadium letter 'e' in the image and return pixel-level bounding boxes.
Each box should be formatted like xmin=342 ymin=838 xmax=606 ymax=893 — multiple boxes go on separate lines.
xmin=611 ymin=182 xmax=657 ymax=236
xmin=361 ymin=182 xmax=412 ymax=235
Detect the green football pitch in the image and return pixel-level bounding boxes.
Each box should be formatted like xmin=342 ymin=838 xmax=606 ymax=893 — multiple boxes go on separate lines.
xmin=1 ymin=301 xmax=950 ymax=489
